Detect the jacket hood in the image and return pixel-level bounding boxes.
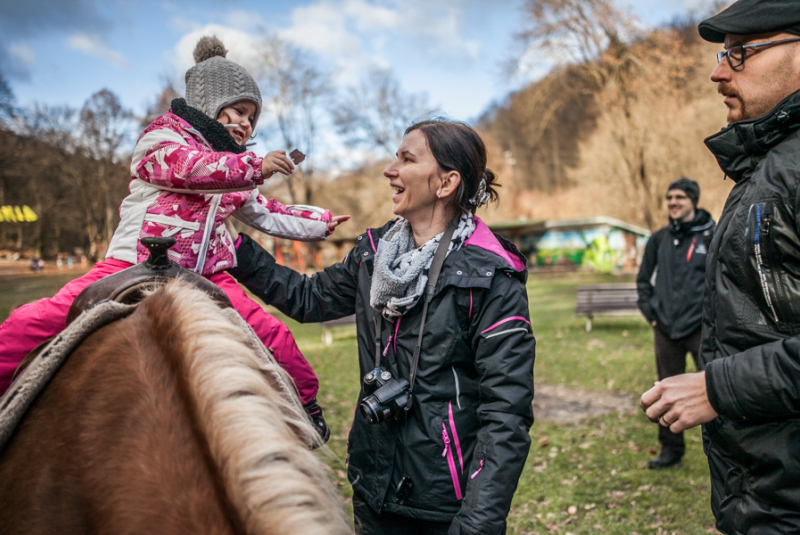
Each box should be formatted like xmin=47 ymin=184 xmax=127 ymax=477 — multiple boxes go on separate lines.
xmin=704 ymin=88 xmax=800 ymax=182
xmin=669 ymin=208 xmax=714 ymax=236
xmin=464 ymin=218 xmax=526 ymax=271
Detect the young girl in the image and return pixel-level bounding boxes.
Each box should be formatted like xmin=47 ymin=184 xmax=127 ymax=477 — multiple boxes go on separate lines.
xmin=0 ymin=36 xmax=345 ymax=440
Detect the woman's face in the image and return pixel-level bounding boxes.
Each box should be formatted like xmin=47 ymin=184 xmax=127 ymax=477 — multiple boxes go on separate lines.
xmin=383 ymin=129 xmax=441 ymax=223
xmin=216 ymin=100 xmax=256 ymax=145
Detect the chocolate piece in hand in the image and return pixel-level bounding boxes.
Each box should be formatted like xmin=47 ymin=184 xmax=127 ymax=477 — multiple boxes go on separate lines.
xmin=289 ymin=149 xmax=306 ymax=165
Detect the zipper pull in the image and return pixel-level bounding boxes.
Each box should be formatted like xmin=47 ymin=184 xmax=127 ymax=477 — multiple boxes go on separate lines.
xmin=442 ymin=424 xmax=450 ymax=457
xmin=763 ymin=204 xmax=773 ymax=235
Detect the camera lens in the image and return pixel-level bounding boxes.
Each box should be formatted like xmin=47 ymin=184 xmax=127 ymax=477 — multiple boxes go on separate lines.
xmin=360 ymin=396 xmax=389 ymax=424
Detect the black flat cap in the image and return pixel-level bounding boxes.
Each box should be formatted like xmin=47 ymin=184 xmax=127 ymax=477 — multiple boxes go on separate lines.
xmin=699 ymin=0 xmax=800 ymax=43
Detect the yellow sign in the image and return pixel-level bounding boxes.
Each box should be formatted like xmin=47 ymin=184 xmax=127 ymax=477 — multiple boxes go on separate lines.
xmin=0 ymin=205 xmax=38 ymax=223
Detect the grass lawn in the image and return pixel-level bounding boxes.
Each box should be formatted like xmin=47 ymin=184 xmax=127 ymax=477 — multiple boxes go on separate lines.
xmin=0 ymin=269 xmax=717 ymax=534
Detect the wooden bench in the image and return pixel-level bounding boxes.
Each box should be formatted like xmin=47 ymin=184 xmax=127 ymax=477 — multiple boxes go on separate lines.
xmin=319 ymin=314 xmax=356 ymax=346
xmin=575 ymin=283 xmax=640 ymax=331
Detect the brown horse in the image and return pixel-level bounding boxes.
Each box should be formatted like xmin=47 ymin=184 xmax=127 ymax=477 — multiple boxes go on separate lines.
xmin=0 ymin=279 xmax=351 ymax=535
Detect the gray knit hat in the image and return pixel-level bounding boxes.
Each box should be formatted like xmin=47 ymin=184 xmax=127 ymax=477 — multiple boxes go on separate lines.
xmin=185 ymin=36 xmax=262 ymax=129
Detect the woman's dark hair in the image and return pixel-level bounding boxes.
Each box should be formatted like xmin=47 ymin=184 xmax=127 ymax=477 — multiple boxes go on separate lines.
xmin=405 ymin=118 xmax=499 ymax=215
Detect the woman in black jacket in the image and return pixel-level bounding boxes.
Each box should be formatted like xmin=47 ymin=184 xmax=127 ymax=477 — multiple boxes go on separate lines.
xmin=228 ymin=119 xmax=535 ymax=535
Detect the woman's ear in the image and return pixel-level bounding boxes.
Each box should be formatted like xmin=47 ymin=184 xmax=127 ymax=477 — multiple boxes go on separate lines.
xmin=439 ymin=171 xmax=461 ymax=199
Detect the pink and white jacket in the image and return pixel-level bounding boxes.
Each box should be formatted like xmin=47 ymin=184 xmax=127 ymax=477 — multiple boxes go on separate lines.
xmin=106 ymin=112 xmax=331 ymax=276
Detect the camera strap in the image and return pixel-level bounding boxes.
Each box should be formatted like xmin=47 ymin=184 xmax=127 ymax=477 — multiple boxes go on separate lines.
xmin=372 ymin=220 xmax=457 ymax=407
xmin=408 ymin=220 xmax=457 ymax=398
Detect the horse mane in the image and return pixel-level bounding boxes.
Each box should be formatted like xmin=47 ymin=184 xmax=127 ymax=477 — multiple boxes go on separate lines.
xmin=149 ymin=279 xmax=350 ymax=535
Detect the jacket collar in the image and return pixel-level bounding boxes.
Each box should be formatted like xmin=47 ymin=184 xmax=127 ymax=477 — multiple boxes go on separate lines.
xmin=669 ymin=208 xmax=714 ymax=236
xmin=704 ymin=88 xmax=800 ymax=182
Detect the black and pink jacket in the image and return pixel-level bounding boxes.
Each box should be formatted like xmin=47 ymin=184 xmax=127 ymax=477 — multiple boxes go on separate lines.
xmin=230 ymin=217 xmax=535 ymax=534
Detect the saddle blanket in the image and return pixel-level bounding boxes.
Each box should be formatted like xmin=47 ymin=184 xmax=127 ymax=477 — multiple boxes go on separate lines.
xmin=0 ymin=300 xmax=136 ymax=451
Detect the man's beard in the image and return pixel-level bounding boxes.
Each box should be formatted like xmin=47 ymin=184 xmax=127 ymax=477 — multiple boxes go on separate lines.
xmin=717 ymin=83 xmax=749 ymax=123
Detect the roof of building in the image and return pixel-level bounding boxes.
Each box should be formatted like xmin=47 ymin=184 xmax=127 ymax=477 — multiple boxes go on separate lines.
xmin=489 ymin=216 xmax=651 ymax=237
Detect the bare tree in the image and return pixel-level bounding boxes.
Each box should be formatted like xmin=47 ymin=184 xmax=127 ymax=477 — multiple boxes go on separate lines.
xmin=78 ymin=90 xmax=135 ymax=256
xmin=142 ymin=76 xmax=181 ymax=127
xmin=332 ymin=68 xmax=435 ymax=157
xmin=511 ymin=0 xmax=700 ymax=228
xmin=252 ymin=34 xmax=332 ymax=206
xmin=0 ymin=71 xmax=14 ymax=127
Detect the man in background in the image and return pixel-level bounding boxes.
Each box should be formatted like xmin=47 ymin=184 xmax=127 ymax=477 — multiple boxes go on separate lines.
xmin=636 ymin=178 xmax=714 ymax=469
xmin=641 ymin=0 xmax=800 ymax=530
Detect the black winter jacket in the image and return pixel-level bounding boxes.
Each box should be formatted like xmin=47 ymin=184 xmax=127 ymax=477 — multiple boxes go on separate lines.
xmin=701 ymin=89 xmax=800 ymax=534
xmin=636 ymin=209 xmax=715 ymax=339
xmin=229 ymin=218 xmax=535 ymax=535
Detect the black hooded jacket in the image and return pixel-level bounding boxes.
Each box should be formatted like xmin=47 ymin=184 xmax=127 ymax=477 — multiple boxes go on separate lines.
xmin=700 ymin=88 xmax=800 ymax=533
xmin=229 ymin=218 xmax=535 ymax=535
xmin=636 ymin=209 xmax=716 ymax=339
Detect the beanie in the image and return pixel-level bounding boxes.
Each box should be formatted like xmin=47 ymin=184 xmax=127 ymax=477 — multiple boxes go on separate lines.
xmin=667 ymin=177 xmax=700 ymax=206
xmin=184 ymin=36 xmax=262 ymax=129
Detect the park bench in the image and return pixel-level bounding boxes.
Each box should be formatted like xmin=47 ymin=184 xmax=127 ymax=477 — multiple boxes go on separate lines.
xmin=575 ymin=283 xmax=640 ymax=331
xmin=319 ymin=314 xmax=356 ymax=346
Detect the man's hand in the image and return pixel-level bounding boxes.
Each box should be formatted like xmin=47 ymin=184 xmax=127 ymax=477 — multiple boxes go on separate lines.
xmin=640 ymin=371 xmax=718 ymax=433
xmin=327 ymin=215 xmax=350 ymax=235
xmin=261 ymin=150 xmax=295 ymax=178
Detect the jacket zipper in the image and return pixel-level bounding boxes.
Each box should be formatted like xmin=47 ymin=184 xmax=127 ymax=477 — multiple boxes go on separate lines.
xmin=441 ymin=422 xmax=463 ymax=500
xmin=760 ymin=203 xmax=793 ymax=324
xmin=754 ymin=204 xmax=779 ymax=322
xmin=686 ymin=238 xmax=696 ymax=263
xmin=448 ymin=402 xmax=464 ymax=473
xmin=195 ymin=194 xmax=222 ymax=274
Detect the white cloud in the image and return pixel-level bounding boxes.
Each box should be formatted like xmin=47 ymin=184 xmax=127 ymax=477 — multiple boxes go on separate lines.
xmin=274 ymin=0 xmax=484 ymax=84
xmin=173 ymin=24 xmax=264 ymax=75
xmin=279 ymin=2 xmax=374 ymax=84
xmin=9 ymin=43 xmax=35 ymax=65
xmin=342 ymin=0 xmax=398 ymax=32
xmin=223 ymin=10 xmax=267 ymax=32
xmin=67 ymin=33 xmax=128 ymax=68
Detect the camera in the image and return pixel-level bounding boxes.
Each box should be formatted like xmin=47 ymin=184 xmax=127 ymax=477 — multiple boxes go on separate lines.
xmin=359 ymin=367 xmax=410 ymax=424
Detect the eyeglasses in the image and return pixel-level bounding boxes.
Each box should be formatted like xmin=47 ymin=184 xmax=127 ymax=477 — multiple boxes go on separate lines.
xmin=717 ymin=36 xmax=800 ymax=70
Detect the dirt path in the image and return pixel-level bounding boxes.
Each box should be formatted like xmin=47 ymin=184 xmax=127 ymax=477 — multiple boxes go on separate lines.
xmin=533 ymin=383 xmax=636 ymax=423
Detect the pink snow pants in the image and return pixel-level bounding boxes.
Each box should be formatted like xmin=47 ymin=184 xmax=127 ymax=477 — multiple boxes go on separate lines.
xmin=0 ymin=259 xmax=318 ymax=403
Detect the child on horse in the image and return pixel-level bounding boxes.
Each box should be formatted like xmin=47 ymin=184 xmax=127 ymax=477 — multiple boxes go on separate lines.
xmin=0 ymin=36 xmax=346 ymax=440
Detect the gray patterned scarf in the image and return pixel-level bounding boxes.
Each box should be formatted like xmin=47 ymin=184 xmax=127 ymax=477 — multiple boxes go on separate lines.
xmin=370 ymin=213 xmax=475 ymax=321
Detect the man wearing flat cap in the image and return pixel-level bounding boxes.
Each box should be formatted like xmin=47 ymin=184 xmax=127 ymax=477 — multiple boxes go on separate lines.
xmin=640 ymin=0 xmax=800 ymax=531
xmin=636 ymin=178 xmax=715 ymax=470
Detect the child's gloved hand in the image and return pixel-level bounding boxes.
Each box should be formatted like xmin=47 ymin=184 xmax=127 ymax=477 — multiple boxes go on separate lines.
xmin=303 ymin=398 xmax=331 ymax=446
xmin=326 ymin=215 xmax=351 ymax=236
xmin=261 ymin=150 xmax=295 ymax=178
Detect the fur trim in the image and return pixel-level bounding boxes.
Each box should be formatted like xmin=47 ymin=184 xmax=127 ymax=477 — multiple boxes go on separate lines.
xmin=170 ymin=98 xmax=247 ymax=154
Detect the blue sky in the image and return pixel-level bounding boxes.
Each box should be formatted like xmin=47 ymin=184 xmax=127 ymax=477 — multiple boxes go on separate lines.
xmin=1 ymin=0 xmax=717 ymax=158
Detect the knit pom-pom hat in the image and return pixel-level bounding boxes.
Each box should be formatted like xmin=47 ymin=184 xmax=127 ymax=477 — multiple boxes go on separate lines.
xmin=184 ymin=36 xmax=262 ymax=129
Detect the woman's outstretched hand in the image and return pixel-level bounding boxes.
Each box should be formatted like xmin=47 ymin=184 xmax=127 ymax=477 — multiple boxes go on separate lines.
xmin=327 ymin=215 xmax=351 ymax=235
xmin=261 ymin=150 xmax=295 ymax=178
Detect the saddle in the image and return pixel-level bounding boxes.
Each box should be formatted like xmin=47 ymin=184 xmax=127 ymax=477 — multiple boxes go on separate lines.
xmin=14 ymin=237 xmax=233 ymax=375
xmin=66 ymin=237 xmax=232 ymax=324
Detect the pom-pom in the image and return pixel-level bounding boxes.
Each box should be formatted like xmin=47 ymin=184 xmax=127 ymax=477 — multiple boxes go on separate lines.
xmin=193 ymin=36 xmax=227 ymax=64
